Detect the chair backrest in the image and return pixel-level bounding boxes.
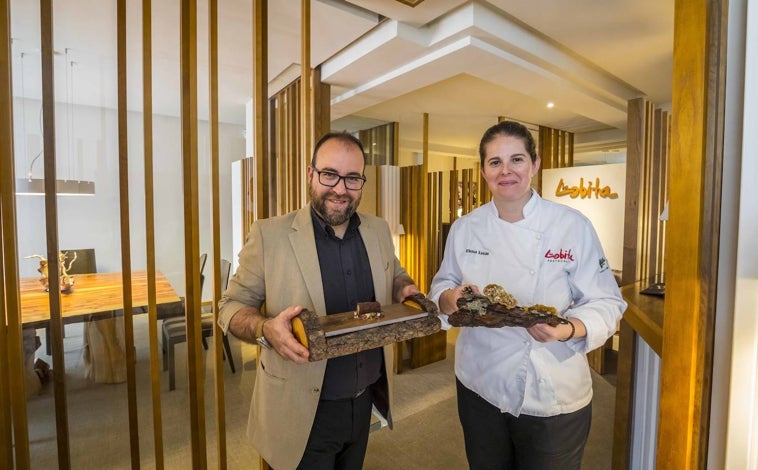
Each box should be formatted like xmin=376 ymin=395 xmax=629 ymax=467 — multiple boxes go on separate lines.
xmin=61 ymin=248 xmax=97 ymax=274
xmin=199 ymin=253 xmax=208 ymax=277
xmin=220 ymin=259 xmax=231 ymax=290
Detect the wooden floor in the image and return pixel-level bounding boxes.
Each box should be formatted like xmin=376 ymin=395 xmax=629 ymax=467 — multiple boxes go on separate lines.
xmin=25 ymin=320 xmax=616 ymax=469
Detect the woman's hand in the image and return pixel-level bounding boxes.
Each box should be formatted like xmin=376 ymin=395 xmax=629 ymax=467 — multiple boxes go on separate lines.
xmin=527 ymin=318 xmax=585 ymax=343
xmin=439 ymin=284 xmax=480 ymax=314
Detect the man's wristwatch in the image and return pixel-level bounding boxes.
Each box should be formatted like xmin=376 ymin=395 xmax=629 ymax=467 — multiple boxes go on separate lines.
xmin=255 ymin=319 xmax=271 ymax=349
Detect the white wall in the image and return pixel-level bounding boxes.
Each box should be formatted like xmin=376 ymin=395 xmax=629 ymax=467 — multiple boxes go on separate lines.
xmin=541 ymin=163 xmax=626 ymax=271
xmin=719 ymin=0 xmax=758 ymax=468
xmin=13 ymin=98 xmax=245 ymax=299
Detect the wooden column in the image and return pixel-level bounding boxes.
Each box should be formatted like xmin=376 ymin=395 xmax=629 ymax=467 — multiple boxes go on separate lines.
xmin=657 ymin=0 xmax=724 ymax=468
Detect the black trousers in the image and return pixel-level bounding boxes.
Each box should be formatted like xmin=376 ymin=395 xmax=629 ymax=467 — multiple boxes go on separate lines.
xmin=457 ymin=378 xmax=592 ymax=470
xmin=297 ymin=388 xmax=374 ymax=470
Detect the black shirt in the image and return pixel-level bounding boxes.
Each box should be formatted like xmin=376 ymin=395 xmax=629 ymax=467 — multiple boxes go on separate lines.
xmin=311 ymin=208 xmax=383 ymax=400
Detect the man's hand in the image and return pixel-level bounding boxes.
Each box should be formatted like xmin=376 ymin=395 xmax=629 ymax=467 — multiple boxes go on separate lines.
xmin=263 ymin=306 xmax=311 ymax=364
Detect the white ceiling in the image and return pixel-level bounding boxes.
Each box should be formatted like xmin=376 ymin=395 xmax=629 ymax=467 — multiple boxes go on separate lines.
xmin=8 ymin=0 xmax=674 ymax=164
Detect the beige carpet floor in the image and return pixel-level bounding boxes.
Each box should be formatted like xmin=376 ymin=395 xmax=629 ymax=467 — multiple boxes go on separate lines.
xmin=25 ymin=318 xmax=615 ymax=469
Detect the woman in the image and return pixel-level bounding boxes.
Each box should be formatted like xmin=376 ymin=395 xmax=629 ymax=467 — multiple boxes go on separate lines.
xmin=429 ymin=120 xmax=626 ymax=469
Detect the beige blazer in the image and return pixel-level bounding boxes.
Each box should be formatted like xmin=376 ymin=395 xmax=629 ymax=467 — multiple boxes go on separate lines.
xmin=219 ymin=206 xmax=406 ymax=470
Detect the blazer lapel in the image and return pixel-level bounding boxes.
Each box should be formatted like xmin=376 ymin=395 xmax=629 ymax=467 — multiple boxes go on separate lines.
xmin=290 ymin=207 xmax=327 ymax=316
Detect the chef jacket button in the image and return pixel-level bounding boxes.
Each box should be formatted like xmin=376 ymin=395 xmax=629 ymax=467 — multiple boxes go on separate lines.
xmin=530 ymin=270 xmax=535 ymax=275
xmin=536 ymin=234 xmax=542 ymax=240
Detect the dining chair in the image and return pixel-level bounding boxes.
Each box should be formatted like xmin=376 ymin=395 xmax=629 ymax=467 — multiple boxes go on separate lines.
xmin=162 ymin=258 xmax=235 ymax=390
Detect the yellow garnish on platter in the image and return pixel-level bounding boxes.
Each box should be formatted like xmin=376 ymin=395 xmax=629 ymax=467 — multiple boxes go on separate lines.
xmin=482 ymin=284 xmax=518 ymax=308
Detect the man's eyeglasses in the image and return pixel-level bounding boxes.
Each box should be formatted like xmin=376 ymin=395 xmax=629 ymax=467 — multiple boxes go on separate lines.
xmin=311 ymin=167 xmax=366 ymax=190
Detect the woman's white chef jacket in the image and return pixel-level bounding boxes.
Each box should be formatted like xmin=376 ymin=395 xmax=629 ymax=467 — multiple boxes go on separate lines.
xmin=429 ymin=190 xmax=626 ymax=417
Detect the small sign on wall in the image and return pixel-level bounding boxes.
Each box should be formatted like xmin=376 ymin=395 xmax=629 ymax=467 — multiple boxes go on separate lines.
xmin=542 ymin=163 xmax=626 ymax=271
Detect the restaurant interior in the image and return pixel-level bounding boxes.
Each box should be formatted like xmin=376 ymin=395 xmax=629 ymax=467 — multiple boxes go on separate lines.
xmin=1 ymin=0 xmax=757 ymax=469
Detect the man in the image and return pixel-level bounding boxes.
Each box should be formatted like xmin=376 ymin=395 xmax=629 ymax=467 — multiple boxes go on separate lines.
xmin=219 ymin=132 xmax=420 ymax=470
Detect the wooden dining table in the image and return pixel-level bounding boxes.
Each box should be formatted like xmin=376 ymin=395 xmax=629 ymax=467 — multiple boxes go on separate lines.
xmin=19 ymin=270 xmax=183 ymax=328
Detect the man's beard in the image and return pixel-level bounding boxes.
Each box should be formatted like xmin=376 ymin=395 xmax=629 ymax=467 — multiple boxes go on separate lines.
xmin=309 ymin=184 xmax=360 ymax=226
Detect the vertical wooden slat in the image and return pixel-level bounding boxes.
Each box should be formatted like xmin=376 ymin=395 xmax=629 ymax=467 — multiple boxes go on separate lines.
xmin=141 ymin=0 xmax=165 ymax=467
xmin=0 ymin=0 xmax=30 ymax=465
xmin=0 ymin=216 xmax=13 ymax=470
xmin=622 ymin=98 xmax=645 ymax=286
xmin=116 ymin=1 xmax=141 ymax=466
xmin=611 ymin=321 xmax=637 ymax=469
xmin=253 ymin=0 xmax=268 ymax=220
xmin=40 ymin=1 xmax=71 ymax=467
xmin=311 ymin=66 xmax=330 ymax=148
xmin=179 ymin=0 xmax=206 ymax=467
xmin=421 ymin=113 xmax=429 ymax=290
xmin=208 ymin=0 xmax=227 ymax=467
xmin=301 ymin=0 xmax=311 ymax=166
xmin=567 ymin=132 xmax=574 ymax=167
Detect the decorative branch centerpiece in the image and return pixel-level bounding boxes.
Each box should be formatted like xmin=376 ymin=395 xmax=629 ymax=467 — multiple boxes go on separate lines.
xmin=25 ymin=251 xmax=78 ymax=293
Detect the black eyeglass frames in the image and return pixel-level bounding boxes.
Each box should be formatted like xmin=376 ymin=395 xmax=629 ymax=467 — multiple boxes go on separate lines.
xmin=311 ymin=167 xmax=366 ymax=190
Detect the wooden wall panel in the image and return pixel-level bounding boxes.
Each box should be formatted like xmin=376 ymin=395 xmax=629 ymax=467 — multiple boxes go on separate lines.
xmin=537 ymin=125 xmax=574 ymax=194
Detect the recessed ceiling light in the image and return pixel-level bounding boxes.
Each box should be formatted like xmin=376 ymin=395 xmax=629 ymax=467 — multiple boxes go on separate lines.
xmin=546 ymin=102 xmax=555 ymax=109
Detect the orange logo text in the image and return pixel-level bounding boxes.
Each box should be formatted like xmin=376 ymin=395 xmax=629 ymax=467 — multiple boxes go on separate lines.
xmin=555 ymin=177 xmax=618 ymax=199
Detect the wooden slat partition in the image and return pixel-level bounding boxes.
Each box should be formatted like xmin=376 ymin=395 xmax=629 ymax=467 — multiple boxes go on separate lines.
xmin=179 ymin=0 xmax=207 ymax=466
xmin=399 ymin=160 xmax=446 ymax=370
xmin=613 ymin=98 xmax=671 ymax=470
xmin=40 ymin=1 xmax=71 ymax=467
xmin=267 ymin=73 xmax=330 ymax=216
xmin=208 ymin=0 xmax=228 ymax=467
xmin=140 ymin=0 xmax=165 ymax=465
xmin=621 ymin=98 xmax=670 ymax=286
xmin=0 ymin=0 xmax=29 ymax=466
xmin=537 ymin=125 xmax=574 ymax=194
xmin=116 ymin=1 xmax=143 ymax=465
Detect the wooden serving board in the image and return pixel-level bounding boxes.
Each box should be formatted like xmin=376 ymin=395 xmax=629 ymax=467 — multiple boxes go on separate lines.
xmin=320 ymin=303 xmax=428 ymax=338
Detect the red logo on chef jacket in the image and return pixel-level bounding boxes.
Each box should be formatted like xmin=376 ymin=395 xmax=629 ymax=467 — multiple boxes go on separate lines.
xmin=544 ymin=248 xmax=574 ymax=263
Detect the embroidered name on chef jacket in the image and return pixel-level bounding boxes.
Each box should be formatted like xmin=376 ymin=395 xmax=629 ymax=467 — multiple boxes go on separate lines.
xmin=465 ymin=248 xmax=490 ymax=256
xmin=544 ymin=248 xmax=574 ymax=263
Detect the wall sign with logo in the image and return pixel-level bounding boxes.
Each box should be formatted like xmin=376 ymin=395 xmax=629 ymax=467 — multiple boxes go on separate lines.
xmin=555 ymin=177 xmax=619 ymax=199
xmin=542 ymin=163 xmax=626 ymax=271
